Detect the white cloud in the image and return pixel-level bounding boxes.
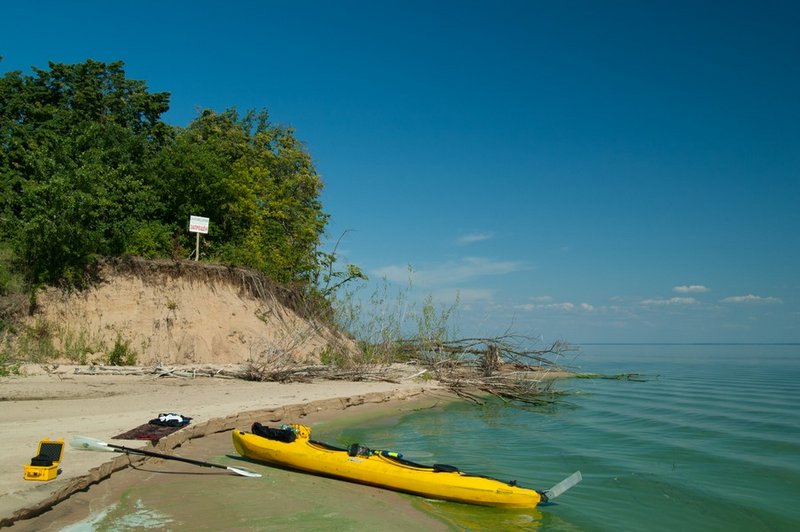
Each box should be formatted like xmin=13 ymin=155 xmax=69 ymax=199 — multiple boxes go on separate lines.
xmin=720 ymin=294 xmax=782 ymax=304
xmin=374 ymin=257 xmax=525 ymax=286
xmin=515 ymin=299 xmax=595 ymax=312
xmin=514 ymin=301 xmax=577 ymax=312
xmin=673 ymin=285 xmax=710 ymax=293
xmin=640 ymin=297 xmax=698 ymax=306
xmin=456 ymin=232 xmax=494 ymax=245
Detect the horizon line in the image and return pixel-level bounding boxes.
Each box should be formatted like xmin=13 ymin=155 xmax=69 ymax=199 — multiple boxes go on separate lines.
xmin=574 ymin=342 xmax=800 ymax=346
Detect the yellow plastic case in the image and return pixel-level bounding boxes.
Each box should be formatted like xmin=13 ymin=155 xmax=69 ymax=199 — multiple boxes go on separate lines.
xmin=23 ymin=438 xmax=64 ymax=481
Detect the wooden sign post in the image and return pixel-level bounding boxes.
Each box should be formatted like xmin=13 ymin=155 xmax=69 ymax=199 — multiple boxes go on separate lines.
xmin=188 ymin=215 xmax=209 ymax=261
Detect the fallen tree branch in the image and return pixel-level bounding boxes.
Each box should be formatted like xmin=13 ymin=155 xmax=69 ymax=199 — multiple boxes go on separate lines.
xmin=395 ymin=334 xmax=576 ymax=404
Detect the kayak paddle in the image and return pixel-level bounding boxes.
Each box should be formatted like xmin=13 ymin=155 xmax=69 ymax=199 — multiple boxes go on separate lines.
xmin=540 ymin=471 xmax=582 ymax=502
xmin=70 ymin=435 xmax=262 ymax=478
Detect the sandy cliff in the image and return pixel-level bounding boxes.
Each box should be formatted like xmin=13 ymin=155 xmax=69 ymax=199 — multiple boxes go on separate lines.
xmin=27 ymin=258 xmax=348 ymax=366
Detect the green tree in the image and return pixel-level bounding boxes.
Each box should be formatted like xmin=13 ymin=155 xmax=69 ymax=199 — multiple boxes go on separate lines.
xmin=0 ymin=60 xmax=171 ymax=284
xmin=1 ymin=60 xmax=346 ymax=295
xmin=152 ymin=109 xmax=329 ymax=285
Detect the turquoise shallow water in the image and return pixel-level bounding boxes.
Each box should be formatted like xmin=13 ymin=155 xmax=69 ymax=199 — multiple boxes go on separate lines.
xmin=330 ymin=344 xmax=800 ymax=531
xmin=62 ymin=344 xmax=800 ymax=531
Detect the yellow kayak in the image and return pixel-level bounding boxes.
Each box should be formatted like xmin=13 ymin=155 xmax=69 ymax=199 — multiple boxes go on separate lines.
xmin=232 ymin=423 xmax=546 ymax=508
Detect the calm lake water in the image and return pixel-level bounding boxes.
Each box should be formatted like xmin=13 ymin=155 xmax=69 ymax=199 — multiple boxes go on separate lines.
xmin=330 ymin=344 xmax=800 ymax=530
xmin=63 ymin=344 xmax=800 ymax=531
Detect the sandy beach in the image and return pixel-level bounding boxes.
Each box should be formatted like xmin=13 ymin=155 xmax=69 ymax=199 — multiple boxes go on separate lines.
xmin=0 ymin=364 xmax=447 ymax=529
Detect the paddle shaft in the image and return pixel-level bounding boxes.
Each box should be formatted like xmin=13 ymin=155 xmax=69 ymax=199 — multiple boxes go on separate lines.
xmin=107 ymin=442 xmax=229 ymax=471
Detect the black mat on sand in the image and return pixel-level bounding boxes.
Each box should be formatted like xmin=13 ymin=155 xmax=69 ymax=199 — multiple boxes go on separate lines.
xmin=112 ymin=423 xmax=186 ymax=441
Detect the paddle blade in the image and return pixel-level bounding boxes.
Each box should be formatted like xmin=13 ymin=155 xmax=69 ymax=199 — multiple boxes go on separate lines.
xmin=545 ymin=471 xmax=582 ymax=500
xmin=70 ymin=436 xmax=116 ymax=452
xmin=226 ymin=465 xmax=262 ymax=478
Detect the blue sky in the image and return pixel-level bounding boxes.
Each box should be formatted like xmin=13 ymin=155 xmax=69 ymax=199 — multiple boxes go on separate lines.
xmin=2 ymin=1 xmax=798 ymax=343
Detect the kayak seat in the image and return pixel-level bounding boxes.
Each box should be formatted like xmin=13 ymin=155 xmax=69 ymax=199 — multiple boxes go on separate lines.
xmin=252 ymin=422 xmax=297 ymax=443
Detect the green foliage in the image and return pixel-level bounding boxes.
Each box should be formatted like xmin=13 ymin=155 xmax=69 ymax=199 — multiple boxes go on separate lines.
xmin=0 ymin=350 xmax=21 ymax=376
xmin=0 ymin=324 xmax=21 ymax=376
xmin=417 ymin=293 xmax=458 ymax=344
xmin=316 ymin=246 xmax=368 ymax=297
xmin=333 ymin=278 xmax=405 ymax=361
xmin=0 ymin=245 xmax=22 ymax=296
xmin=60 ymin=326 xmax=104 ymax=364
xmin=330 ymin=274 xmax=461 ymax=366
xmin=1 ymin=60 xmax=170 ymax=285
xmin=1 ymin=315 xmax=105 ymax=364
xmin=107 ymin=336 xmax=137 ymax=366
xmin=152 ymin=108 xmax=329 ymax=283
xmin=126 ymin=220 xmax=174 ymax=259
xmin=319 ymin=347 xmax=350 ymax=368
xmin=0 ymin=245 xmax=26 ymax=334
xmin=17 ymin=318 xmax=59 ymax=362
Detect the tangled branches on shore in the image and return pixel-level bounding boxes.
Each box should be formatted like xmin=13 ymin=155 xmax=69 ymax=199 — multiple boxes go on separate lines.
xmin=210 ymin=334 xmax=578 ymax=404
xmin=393 ymin=335 xmax=576 ymax=404
xmin=73 ymin=334 xmax=576 ymax=405
xmin=237 ymin=334 xmax=575 ymax=401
